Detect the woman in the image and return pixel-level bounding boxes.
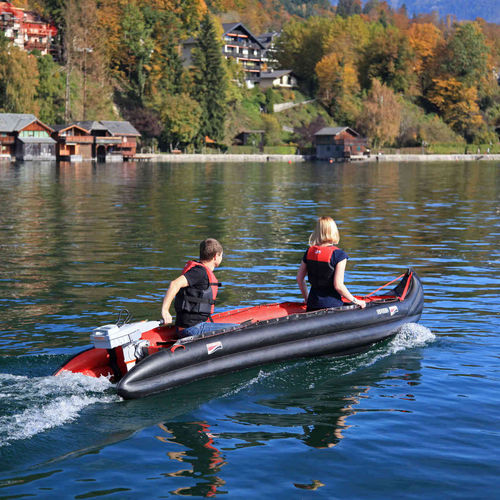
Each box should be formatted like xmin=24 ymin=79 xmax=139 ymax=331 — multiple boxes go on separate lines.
xmin=297 ymin=216 xmax=366 ymax=311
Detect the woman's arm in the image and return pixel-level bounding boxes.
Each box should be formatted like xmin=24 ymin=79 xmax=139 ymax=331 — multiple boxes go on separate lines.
xmin=296 ymin=261 xmax=308 ymax=303
xmin=333 ymin=259 xmax=366 ymax=308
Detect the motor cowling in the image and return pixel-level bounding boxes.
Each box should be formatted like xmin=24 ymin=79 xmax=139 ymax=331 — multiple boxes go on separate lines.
xmin=90 ymin=321 xmax=159 ymax=371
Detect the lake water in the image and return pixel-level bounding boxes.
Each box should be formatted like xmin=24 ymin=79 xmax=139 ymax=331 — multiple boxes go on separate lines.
xmin=0 ymin=160 xmax=498 ymax=499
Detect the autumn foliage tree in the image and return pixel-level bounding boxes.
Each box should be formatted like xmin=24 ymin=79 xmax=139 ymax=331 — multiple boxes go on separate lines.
xmin=428 ymin=78 xmax=485 ymax=141
xmin=0 ymin=35 xmax=39 ymax=114
xmin=3 ymin=0 xmax=500 ymax=148
xmin=357 ymin=79 xmax=402 ymax=147
xmin=407 ymin=22 xmax=442 ymax=93
xmin=64 ymin=0 xmax=114 ymax=120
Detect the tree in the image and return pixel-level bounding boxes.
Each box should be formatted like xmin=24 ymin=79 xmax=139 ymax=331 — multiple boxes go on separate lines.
xmin=294 ymin=115 xmax=328 ymax=149
xmin=356 ymin=78 xmax=401 ymax=147
xmin=159 ymin=93 xmax=202 ymax=151
xmin=35 ymin=53 xmax=65 ymax=124
xmin=336 ymin=0 xmax=362 ymax=18
xmin=439 ymin=22 xmax=489 ymax=88
xmin=407 ymin=22 xmax=442 ymax=93
xmin=274 ymin=16 xmax=333 ymax=93
xmin=191 ymin=13 xmax=227 ymax=145
xmin=261 ymin=114 xmax=281 ymax=146
xmin=0 ymin=36 xmax=39 ymax=114
xmin=359 ymin=24 xmax=416 ymax=93
xmin=120 ymin=3 xmax=154 ymax=102
xmin=316 ymin=51 xmax=360 ymax=123
xmin=428 ymin=78 xmax=485 ymax=141
xmin=64 ymin=0 xmax=114 ymax=120
xmin=145 ymin=12 xmax=184 ymax=100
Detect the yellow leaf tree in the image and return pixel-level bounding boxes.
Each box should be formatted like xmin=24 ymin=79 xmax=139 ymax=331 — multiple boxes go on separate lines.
xmin=407 ymin=22 xmax=442 ymax=92
xmin=428 ymin=78 xmax=484 ymax=140
xmin=316 ymin=52 xmax=360 ymax=123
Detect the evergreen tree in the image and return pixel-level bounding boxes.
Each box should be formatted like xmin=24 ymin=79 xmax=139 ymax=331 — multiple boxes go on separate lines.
xmin=191 ymin=13 xmax=227 ymax=146
xmin=336 ymin=0 xmax=362 ymax=18
xmin=35 ymin=53 xmax=66 ymax=124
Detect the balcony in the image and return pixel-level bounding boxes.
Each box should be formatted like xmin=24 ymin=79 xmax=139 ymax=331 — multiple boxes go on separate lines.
xmin=62 ymin=135 xmax=93 ymax=143
xmin=96 ymin=137 xmax=122 ymax=145
xmin=0 ymin=136 xmax=15 ymax=145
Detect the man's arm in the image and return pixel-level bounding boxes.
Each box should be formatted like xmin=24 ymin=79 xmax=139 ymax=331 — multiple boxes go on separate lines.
xmin=161 ymin=275 xmax=189 ymax=324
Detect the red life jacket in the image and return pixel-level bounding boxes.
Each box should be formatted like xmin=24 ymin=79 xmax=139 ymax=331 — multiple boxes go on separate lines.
xmin=305 ymin=245 xmax=339 ymax=290
xmin=174 ymin=261 xmax=220 ymax=322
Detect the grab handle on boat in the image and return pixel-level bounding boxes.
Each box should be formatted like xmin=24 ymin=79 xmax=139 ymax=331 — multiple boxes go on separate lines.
xmin=171 ymin=344 xmax=186 ymax=353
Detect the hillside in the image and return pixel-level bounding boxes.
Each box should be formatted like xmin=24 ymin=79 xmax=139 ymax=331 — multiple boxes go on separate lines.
xmin=2 ymin=0 xmax=499 ymax=152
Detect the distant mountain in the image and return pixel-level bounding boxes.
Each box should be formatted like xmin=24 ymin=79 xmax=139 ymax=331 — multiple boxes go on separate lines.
xmin=331 ymin=0 xmax=500 ymax=23
xmin=390 ymin=0 xmax=500 ymax=24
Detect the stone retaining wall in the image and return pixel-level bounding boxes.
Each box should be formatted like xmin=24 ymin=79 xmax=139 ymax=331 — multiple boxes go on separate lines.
xmin=135 ymin=153 xmax=500 ymax=163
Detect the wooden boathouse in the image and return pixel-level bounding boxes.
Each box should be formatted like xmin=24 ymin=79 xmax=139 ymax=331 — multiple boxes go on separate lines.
xmin=314 ymin=127 xmax=368 ymax=161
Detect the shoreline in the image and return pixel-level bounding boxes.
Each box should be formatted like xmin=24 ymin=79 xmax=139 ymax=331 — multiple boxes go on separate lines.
xmin=133 ymin=153 xmax=500 ymax=163
xmin=2 ymin=153 xmax=499 ymax=164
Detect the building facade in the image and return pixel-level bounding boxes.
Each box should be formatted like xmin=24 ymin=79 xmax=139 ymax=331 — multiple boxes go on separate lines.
xmin=314 ymin=127 xmax=368 ymax=160
xmin=221 ymin=23 xmax=265 ymax=86
xmin=259 ymin=70 xmax=297 ymax=90
xmin=183 ymin=22 xmax=266 ymax=88
xmin=51 ymin=124 xmax=93 ymax=162
xmin=75 ymin=121 xmax=140 ymax=161
xmin=0 ymin=2 xmax=57 ymax=56
xmin=0 ymin=113 xmax=56 ymax=161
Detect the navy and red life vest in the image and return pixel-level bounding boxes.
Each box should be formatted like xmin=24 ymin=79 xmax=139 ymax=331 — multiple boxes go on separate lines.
xmin=174 ymin=261 xmax=220 ymax=324
xmin=305 ymin=245 xmax=339 ymax=290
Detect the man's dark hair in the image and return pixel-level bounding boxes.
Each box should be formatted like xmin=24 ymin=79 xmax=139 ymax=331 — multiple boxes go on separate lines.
xmin=200 ymin=238 xmax=223 ymax=261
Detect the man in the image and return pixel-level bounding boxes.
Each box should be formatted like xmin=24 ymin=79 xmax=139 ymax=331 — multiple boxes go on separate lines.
xmin=161 ymin=238 xmax=236 ymax=337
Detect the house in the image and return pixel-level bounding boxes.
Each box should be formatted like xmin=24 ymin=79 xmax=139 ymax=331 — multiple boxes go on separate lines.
xmin=221 ymin=22 xmax=265 ymax=86
xmin=0 ymin=2 xmax=57 ymax=56
xmin=314 ymin=127 xmax=368 ymax=160
xmin=51 ymin=124 xmax=93 ymax=162
xmin=0 ymin=113 xmax=56 ymax=161
xmin=259 ymin=70 xmax=297 ymax=90
xmin=74 ymin=121 xmax=140 ymax=161
xmin=182 ymin=22 xmax=266 ymax=88
xmin=233 ymin=129 xmax=265 ymax=149
xmin=256 ymin=31 xmax=280 ymax=68
xmin=100 ymin=121 xmax=141 ymax=159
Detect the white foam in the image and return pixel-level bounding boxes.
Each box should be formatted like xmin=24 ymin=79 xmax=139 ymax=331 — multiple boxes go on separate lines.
xmin=221 ymin=369 xmax=275 ymax=397
xmin=0 ymin=372 xmax=116 ymax=447
xmin=387 ymin=323 xmax=436 ymax=355
xmin=341 ymin=322 xmax=435 ymax=374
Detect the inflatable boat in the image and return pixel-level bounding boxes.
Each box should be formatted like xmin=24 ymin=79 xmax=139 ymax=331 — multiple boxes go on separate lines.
xmin=54 ymin=269 xmax=423 ymax=399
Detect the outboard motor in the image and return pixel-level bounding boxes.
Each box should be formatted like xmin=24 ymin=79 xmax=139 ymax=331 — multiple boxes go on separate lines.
xmin=90 ymin=320 xmax=160 ymax=371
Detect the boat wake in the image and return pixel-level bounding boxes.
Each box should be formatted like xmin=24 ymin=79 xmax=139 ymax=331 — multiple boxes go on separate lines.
xmin=218 ymin=324 xmax=435 ymax=397
xmin=342 ymin=322 xmax=435 ymax=374
xmin=388 ymin=322 xmax=435 ymax=353
xmin=0 ymin=370 xmax=116 ymax=447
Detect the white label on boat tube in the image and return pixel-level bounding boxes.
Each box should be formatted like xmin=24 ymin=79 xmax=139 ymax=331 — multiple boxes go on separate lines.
xmin=207 ymin=341 xmax=223 ymax=355
xmin=377 ymin=306 xmax=399 ymax=316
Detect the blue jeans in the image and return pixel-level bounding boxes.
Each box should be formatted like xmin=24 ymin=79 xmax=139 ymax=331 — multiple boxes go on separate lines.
xmin=179 ymin=322 xmax=238 ymax=338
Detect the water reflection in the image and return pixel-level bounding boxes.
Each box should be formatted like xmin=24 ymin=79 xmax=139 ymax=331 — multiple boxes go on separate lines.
xmin=150 ymin=340 xmax=424 ymax=495
xmin=157 ymin=422 xmax=226 ymax=497
xmin=1 ymin=161 xmax=497 ymax=356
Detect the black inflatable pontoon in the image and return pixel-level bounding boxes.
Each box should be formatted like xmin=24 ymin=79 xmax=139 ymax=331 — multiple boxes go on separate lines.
xmin=55 ymin=269 xmax=424 ymax=399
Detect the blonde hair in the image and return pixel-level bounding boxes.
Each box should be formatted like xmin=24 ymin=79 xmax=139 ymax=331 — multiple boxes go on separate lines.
xmin=308 ymin=216 xmax=340 ymax=246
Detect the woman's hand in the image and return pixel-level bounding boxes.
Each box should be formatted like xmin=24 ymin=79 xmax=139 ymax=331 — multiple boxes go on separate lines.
xmin=352 ymin=298 xmax=366 ymax=308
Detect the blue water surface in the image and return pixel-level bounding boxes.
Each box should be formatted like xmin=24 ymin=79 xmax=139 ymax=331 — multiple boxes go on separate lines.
xmin=0 ymin=160 xmax=498 ymax=499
